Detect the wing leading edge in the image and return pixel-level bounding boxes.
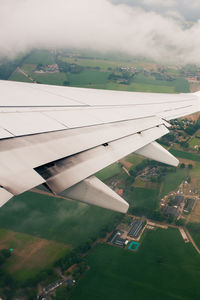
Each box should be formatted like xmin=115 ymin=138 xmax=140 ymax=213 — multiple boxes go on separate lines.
xmin=0 ymin=80 xmax=200 ymax=213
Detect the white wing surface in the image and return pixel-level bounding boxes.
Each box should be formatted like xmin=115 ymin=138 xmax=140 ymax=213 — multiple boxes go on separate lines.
xmin=0 ymin=80 xmax=200 ymax=212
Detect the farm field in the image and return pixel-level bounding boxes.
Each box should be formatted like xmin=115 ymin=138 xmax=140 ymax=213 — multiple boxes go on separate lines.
xmin=187 ymin=223 xmax=200 ymax=249
xmin=105 ymin=81 xmax=175 ymax=93
xmin=0 ymin=228 xmax=69 ymax=283
xmin=125 ymin=153 xmax=145 ymax=168
xmin=60 ymin=56 xmax=155 ymax=71
xmin=8 ymin=49 xmax=191 ymax=94
xmin=189 ymin=137 xmax=200 ymax=149
xmin=95 ymin=163 xmax=122 ymax=181
xmin=187 ymin=200 xmax=200 ymax=223
xmin=70 ymin=228 xmax=200 ymax=300
xmin=67 ymin=70 xmax=109 ymax=86
xmin=32 ymin=72 xmax=67 ymax=85
xmin=0 ymin=192 xmax=120 ymax=247
xmin=190 ymin=162 xmax=200 ymax=192
xmin=24 ymin=49 xmax=55 ymax=65
xmin=170 ymin=148 xmax=200 ymax=162
xmin=160 ymin=168 xmax=188 ymax=198
xmin=134 ymin=75 xmax=189 ymax=93
xmin=124 ymin=187 xmax=160 ymax=217
xmin=9 ymin=72 xmax=32 ymax=83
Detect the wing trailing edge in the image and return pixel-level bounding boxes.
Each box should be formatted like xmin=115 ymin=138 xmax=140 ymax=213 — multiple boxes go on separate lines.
xmin=135 ymin=141 xmax=179 ymax=167
xmin=60 ymin=176 xmax=129 ymax=213
xmin=1 ymin=80 xmax=200 ymax=213
xmin=37 ymin=124 xmax=169 ymax=194
xmin=0 ymin=188 xmax=13 ymax=207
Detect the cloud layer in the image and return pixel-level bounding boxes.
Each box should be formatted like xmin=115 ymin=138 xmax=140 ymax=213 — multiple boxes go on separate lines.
xmin=1 ymin=0 xmax=200 ymax=64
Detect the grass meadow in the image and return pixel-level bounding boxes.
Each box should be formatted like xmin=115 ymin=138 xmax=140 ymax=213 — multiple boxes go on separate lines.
xmin=125 ymin=187 xmax=160 ymax=217
xmin=187 ymin=223 xmax=200 ymax=249
xmin=160 ymin=168 xmax=188 ymax=198
xmin=95 ymin=163 xmax=122 ymax=181
xmin=189 ymin=137 xmax=200 ymax=149
xmin=9 ymin=72 xmax=32 ymax=83
xmin=0 ymin=192 xmax=120 ymax=247
xmin=70 ymin=228 xmax=200 ymax=300
xmin=24 ymin=49 xmax=55 ymax=65
xmin=170 ymin=149 xmax=200 ymax=162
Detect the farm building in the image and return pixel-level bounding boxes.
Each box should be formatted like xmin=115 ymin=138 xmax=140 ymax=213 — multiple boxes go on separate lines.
xmin=128 ymin=220 xmax=145 ymax=239
xmin=162 ymin=205 xmax=180 ymax=218
xmin=107 ymin=230 xmax=127 ymax=247
xmin=184 ymin=198 xmax=195 ymax=213
xmin=107 ymin=230 xmax=121 ymax=243
xmin=174 ymin=195 xmax=184 ymax=206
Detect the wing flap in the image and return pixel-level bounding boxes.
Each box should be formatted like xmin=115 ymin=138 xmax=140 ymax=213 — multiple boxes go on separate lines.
xmin=1 ymin=169 xmax=45 ymax=195
xmin=61 ymin=176 xmax=129 ymax=213
xmin=0 ymin=116 xmax=164 ymax=175
xmin=37 ymin=124 xmax=169 ymax=194
xmin=135 ymin=141 xmax=179 ymax=166
xmin=0 ymin=188 xmax=13 ymax=207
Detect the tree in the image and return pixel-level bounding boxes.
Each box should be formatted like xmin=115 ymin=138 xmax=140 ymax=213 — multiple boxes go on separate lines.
xmin=188 ymin=164 xmax=193 ymax=169
xmin=129 ymin=169 xmax=137 ymax=177
xmin=176 ymin=219 xmax=186 ymax=226
xmin=180 ymin=163 xmax=185 ymax=168
xmin=0 ymin=249 xmax=11 ymax=266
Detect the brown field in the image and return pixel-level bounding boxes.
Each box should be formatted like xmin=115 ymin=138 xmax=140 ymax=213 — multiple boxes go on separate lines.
xmin=181 ymin=111 xmax=200 ymax=121
xmin=179 ymin=158 xmax=196 ymax=166
xmin=120 ymin=158 xmax=133 ymax=169
xmin=0 ymin=228 xmax=70 ymax=273
xmin=189 ymin=83 xmax=200 ymax=93
xmin=190 ymin=162 xmax=200 ymax=193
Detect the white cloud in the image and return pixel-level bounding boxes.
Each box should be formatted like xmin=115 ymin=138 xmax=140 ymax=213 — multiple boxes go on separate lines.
xmin=0 ymin=0 xmax=200 ymax=64
xmin=142 ymin=0 xmax=176 ymax=8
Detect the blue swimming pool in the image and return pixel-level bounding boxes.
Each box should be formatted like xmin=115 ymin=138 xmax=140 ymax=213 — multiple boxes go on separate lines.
xmin=128 ymin=241 xmax=140 ymax=251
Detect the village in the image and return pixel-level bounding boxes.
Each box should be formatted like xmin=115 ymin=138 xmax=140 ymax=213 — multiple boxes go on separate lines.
xmin=106 ymin=167 xmax=199 ymax=252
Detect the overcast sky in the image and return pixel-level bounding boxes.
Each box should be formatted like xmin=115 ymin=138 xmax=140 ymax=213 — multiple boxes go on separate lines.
xmin=112 ymin=0 xmax=200 ymax=21
xmin=1 ymin=0 xmax=200 ymax=64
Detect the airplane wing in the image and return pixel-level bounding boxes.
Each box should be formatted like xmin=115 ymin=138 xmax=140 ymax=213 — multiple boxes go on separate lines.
xmin=0 ymin=80 xmax=200 ymax=213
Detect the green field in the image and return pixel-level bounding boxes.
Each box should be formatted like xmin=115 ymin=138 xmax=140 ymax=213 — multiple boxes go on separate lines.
xmin=172 ymin=78 xmax=190 ymax=93
xmin=187 ymin=223 xmax=200 ymax=249
xmin=61 ymin=57 xmax=122 ymax=71
xmin=105 ymin=81 xmax=175 ymax=93
xmin=134 ymin=75 xmax=189 ymax=93
xmin=8 ymin=50 xmax=190 ymax=94
xmin=32 ymin=72 xmax=67 ymax=85
xmin=170 ymin=149 xmax=200 ymax=162
xmin=160 ymin=169 xmax=188 ymax=198
xmin=190 ymin=162 xmax=200 ymax=192
xmin=0 ymin=192 xmax=120 ymax=247
xmin=9 ymin=72 xmax=32 ymax=83
xmin=67 ymin=70 xmax=109 ymax=86
xmin=95 ymin=163 xmax=122 ymax=181
xmin=70 ymin=228 xmax=200 ymax=300
xmin=60 ymin=56 xmax=153 ymax=71
xmin=21 ymin=64 xmax=35 ymax=73
xmin=125 ymin=187 xmax=160 ymax=216
xmin=24 ymin=50 xmax=55 ymax=65
xmin=125 ymin=153 xmax=145 ymax=167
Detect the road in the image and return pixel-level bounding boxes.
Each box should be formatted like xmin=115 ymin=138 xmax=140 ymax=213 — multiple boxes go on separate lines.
xmin=185 ymin=228 xmax=200 ymax=255
xmin=17 ymin=67 xmax=36 ymax=83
